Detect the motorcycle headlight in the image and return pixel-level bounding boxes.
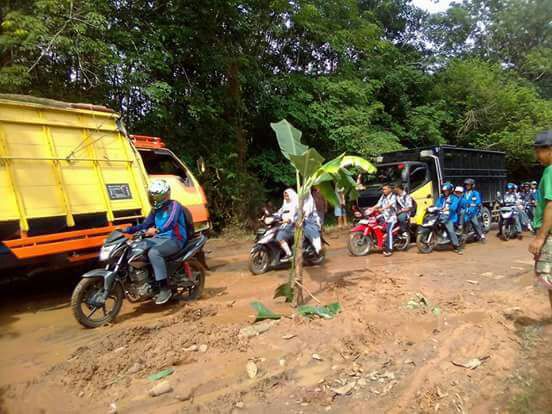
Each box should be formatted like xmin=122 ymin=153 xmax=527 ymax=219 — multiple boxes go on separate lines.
xmin=424 ymin=219 xmax=436 ymax=226
xmin=99 ymin=244 xmax=116 ymax=261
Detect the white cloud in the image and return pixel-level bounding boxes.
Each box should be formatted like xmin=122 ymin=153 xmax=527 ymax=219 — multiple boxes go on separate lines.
xmin=411 ymin=0 xmax=453 ymax=13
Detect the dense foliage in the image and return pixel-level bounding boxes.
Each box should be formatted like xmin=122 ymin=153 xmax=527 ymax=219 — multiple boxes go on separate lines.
xmin=1 ymin=0 xmax=551 ymax=229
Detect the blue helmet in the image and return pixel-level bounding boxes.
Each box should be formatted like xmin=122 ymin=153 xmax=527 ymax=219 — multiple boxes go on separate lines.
xmin=506 ymin=183 xmax=516 ymax=191
xmin=464 ymin=178 xmax=475 ymax=186
xmin=442 ymin=182 xmax=454 ymax=192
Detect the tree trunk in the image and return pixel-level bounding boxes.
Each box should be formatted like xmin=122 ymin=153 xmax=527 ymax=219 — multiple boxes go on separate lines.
xmin=227 ymin=60 xmax=246 ymax=169
xmin=292 ymin=193 xmax=305 ymax=307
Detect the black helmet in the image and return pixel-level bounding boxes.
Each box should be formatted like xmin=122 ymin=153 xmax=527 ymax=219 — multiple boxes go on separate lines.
xmin=534 ymin=130 xmax=552 ymax=147
xmin=464 ymin=178 xmax=475 ymax=186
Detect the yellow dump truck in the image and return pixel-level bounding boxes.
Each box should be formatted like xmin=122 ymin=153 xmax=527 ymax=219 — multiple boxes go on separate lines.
xmin=0 ymin=95 xmax=209 ymax=274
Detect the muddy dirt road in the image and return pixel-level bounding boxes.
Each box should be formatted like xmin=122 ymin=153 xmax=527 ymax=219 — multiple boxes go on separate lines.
xmin=1 ymin=232 xmax=551 ymax=414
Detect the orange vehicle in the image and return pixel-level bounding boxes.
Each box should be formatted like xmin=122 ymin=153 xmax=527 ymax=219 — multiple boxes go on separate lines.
xmin=0 ymin=95 xmax=209 ymax=275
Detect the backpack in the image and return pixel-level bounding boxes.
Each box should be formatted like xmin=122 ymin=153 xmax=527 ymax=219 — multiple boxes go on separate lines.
xmin=181 ymin=204 xmax=195 ymax=238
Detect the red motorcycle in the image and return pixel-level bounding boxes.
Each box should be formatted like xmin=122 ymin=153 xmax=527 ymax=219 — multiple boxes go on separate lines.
xmin=347 ymin=207 xmax=411 ymax=256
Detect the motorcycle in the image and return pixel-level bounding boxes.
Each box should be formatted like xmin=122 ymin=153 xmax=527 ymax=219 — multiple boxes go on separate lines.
xmin=416 ymin=207 xmax=466 ymax=253
xmin=497 ymin=205 xmax=521 ymax=241
xmin=460 ymin=212 xmax=488 ymax=243
xmin=248 ymin=214 xmax=326 ymax=275
xmin=347 ymin=207 xmax=410 ymax=256
xmin=71 ymin=230 xmax=207 ymax=328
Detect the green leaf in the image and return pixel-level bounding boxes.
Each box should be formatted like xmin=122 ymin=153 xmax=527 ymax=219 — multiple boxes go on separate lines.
xmin=297 ymin=302 xmax=342 ymax=319
xmin=288 ymin=148 xmax=325 ymax=179
xmin=147 ymin=367 xmax=175 ymax=382
xmin=250 ymin=301 xmax=282 ymax=322
xmin=340 ymin=156 xmax=377 ymax=173
xmin=273 ymin=282 xmax=294 ymax=303
xmin=270 ymin=119 xmax=308 ymax=160
xmin=316 ymin=181 xmax=340 ymax=207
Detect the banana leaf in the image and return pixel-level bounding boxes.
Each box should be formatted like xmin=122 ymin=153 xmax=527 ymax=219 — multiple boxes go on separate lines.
xmin=250 ymin=301 xmax=282 ymax=321
xmin=289 ymin=148 xmax=325 ymax=179
xmin=297 ymin=302 xmax=342 ymax=319
xmin=274 ymin=282 xmax=294 ymax=302
xmin=270 ymin=119 xmax=308 ymax=160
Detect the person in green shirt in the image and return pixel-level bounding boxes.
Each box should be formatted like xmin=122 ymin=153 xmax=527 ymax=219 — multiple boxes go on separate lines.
xmin=529 ymin=130 xmax=552 ymax=315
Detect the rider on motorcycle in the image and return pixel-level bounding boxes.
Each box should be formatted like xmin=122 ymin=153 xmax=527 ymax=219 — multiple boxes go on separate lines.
xmin=497 ymin=182 xmax=523 ymax=239
xmin=123 ymin=179 xmax=189 ymax=305
xmin=463 ymin=178 xmax=486 ymax=242
xmin=394 ymin=183 xmax=413 ymax=237
xmin=303 ymin=193 xmax=323 ymax=256
xmin=275 ymin=188 xmax=298 ymax=262
xmin=375 ymin=184 xmax=398 ymax=257
xmin=435 ymin=182 xmax=463 ymax=254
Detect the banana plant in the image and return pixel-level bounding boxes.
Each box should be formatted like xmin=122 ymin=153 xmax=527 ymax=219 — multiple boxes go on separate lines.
xmin=271 ymin=119 xmax=376 ymax=305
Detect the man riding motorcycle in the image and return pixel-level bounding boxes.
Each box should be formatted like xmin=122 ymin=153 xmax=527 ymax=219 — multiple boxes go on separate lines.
xmin=435 ymin=182 xmax=463 ymax=254
xmin=123 ymin=179 xmax=189 ymax=305
xmin=497 ymin=182 xmax=523 ymax=239
xmin=463 ymin=178 xmax=486 ymax=243
xmin=375 ymin=184 xmax=398 ymax=257
xmin=394 ymin=183 xmax=413 ymax=237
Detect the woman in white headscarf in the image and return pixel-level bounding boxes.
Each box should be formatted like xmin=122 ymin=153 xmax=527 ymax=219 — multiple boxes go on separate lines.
xmin=275 ymin=188 xmax=298 ymax=261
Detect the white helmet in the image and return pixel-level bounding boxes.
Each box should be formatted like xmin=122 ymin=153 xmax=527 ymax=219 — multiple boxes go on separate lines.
xmin=148 ymin=179 xmax=171 ymax=209
xmin=454 ymin=186 xmax=464 ymax=193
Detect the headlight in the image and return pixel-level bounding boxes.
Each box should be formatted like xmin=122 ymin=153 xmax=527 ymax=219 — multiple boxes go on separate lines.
xmin=264 ymin=217 xmax=275 ymax=225
xmin=99 ymin=244 xmax=116 ymax=261
xmin=424 ymin=219 xmax=436 ymax=226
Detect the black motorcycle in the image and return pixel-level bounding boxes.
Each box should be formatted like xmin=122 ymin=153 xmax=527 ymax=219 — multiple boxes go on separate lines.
xmin=416 ymin=207 xmax=466 ymax=253
xmin=248 ymin=215 xmax=326 ymax=275
xmin=71 ymin=230 xmax=207 ymax=328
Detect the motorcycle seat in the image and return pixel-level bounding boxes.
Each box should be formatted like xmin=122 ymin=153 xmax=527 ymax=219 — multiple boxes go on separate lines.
xmin=166 ymin=234 xmax=205 ymax=261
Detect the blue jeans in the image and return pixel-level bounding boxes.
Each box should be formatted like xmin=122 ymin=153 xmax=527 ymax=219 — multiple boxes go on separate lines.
xmin=466 ymin=214 xmax=484 ymax=238
xmin=397 ymin=212 xmax=410 ymax=233
xmin=443 ymin=220 xmax=459 ymax=248
xmin=385 ymin=218 xmax=397 ymax=252
xmin=145 ymin=237 xmax=183 ymax=281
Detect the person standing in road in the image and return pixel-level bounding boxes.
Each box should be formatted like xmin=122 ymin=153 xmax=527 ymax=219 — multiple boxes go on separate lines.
xmin=311 ymin=187 xmax=328 ymax=227
xmin=335 ymin=186 xmax=348 ymax=229
xmin=528 ymin=130 xmax=552 ymax=315
xmin=463 ymin=178 xmax=486 ymax=243
xmin=375 ymin=184 xmax=398 ymax=257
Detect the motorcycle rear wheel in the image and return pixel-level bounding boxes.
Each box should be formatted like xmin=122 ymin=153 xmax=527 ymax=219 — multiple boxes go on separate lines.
xmin=394 ymin=232 xmax=411 ymax=251
xmin=182 ymin=259 xmax=205 ymax=301
xmin=347 ymin=233 xmax=372 ymax=256
xmin=248 ymin=247 xmax=270 ymax=275
xmin=416 ymin=232 xmax=435 ymax=254
xmin=71 ymin=277 xmax=124 ymax=329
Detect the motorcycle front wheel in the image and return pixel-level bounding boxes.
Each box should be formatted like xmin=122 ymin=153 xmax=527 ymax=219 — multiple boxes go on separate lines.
xmin=416 ymin=231 xmax=435 ymax=254
xmin=248 ymin=246 xmax=271 ymax=275
xmin=501 ymin=224 xmax=510 ymax=241
xmin=71 ymin=277 xmax=124 ymax=329
xmin=347 ymin=232 xmax=372 ymax=256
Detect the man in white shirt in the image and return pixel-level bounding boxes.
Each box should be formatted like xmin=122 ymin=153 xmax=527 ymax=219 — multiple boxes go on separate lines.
xmin=394 ymin=183 xmax=413 ymax=237
xmin=375 ymin=184 xmax=398 ymax=257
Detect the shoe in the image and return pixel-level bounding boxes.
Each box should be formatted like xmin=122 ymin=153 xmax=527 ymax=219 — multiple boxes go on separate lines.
xmin=155 ymin=287 xmax=172 ymax=305
xmin=517 ymin=234 xmax=523 ymax=240
xmin=383 ymin=251 xmax=392 ymax=257
xmin=479 ymin=237 xmax=486 ymax=244
xmin=402 ymin=232 xmax=409 ymax=238
xmin=280 ymin=254 xmax=293 ymax=263
xmin=454 ymin=248 xmax=464 ymax=255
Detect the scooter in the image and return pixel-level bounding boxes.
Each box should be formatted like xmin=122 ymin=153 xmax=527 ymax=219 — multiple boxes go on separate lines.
xmin=248 ymin=214 xmax=326 ymax=275
xmin=496 ymin=192 xmax=523 ymax=241
xmin=416 ymin=207 xmax=466 ymax=253
xmin=347 ymin=207 xmax=410 ymax=256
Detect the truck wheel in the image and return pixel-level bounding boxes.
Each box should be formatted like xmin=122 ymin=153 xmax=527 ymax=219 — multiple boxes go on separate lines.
xmin=481 ymin=207 xmax=492 ymax=233
xmin=71 ymin=278 xmax=124 ymax=329
xmin=416 ymin=232 xmax=434 ymax=254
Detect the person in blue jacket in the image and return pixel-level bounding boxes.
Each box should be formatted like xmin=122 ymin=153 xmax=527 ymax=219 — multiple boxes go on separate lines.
xmin=123 ymin=179 xmax=189 ymax=305
xmin=463 ymin=178 xmax=486 ymax=242
xmin=435 ymin=182 xmax=463 ymax=254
